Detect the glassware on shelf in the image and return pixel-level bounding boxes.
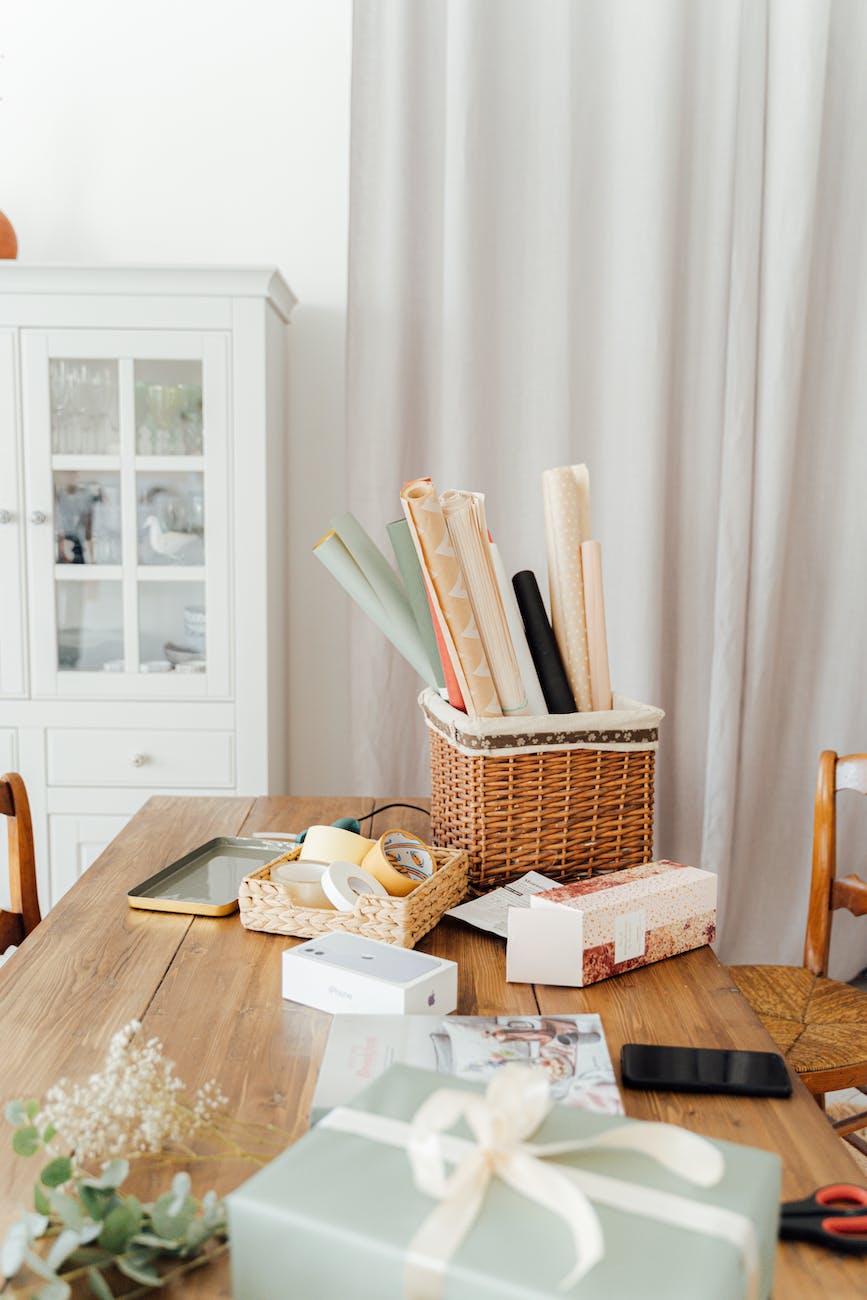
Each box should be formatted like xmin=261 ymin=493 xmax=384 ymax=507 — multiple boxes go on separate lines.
xmin=54 ymin=472 xmax=122 ymax=565
xmin=50 ymin=359 xmax=120 ymax=456
xmin=135 ymin=360 xmax=203 ymax=455
xmin=56 ymin=581 xmax=123 ymax=672
xmin=138 ymin=580 xmax=206 ymax=673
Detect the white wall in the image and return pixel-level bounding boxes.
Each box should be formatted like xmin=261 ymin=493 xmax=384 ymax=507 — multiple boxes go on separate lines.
xmin=0 ymin=0 xmax=354 ymax=792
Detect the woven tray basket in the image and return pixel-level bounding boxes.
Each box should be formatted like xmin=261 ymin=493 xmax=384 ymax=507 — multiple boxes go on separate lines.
xmin=238 ymin=842 xmax=468 ymax=949
xmin=421 ymin=689 xmax=664 ymax=894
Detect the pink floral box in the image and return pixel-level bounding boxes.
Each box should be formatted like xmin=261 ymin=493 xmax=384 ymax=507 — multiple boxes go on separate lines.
xmin=529 ymin=860 xmax=717 ymax=986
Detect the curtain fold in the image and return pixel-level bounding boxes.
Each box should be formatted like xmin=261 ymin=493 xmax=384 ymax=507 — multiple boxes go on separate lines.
xmin=345 ymin=0 xmax=867 ymax=974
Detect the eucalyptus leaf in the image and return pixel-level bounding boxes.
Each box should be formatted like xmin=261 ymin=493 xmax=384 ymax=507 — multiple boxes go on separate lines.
xmin=1 ymin=1223 xmax=27 ymax=1278
xmin=47 ymin=1189 xmax=84 ymax=1230
xmin=183 ymin=1219 xmax=212 ymax=1251
xmin=131 ymin=1232 xmax=182 ymax=1251
xmin=43 ymin=1123 xmax=57 ymax=1143
xmin=79 ymin=1184 xmax=118 ymax=1221
xmin=34 ymin=1181 xmax=52 ymax=1216
xmin=25 ymin=1098 xmax=41 ymax=1121
xmin=98 ymin=1200 xmax=143 ymax=1254
xmin=45 ymin=1227 xmax=82 ymax=1272
xmin=34 ymin=1282 xmax=71 ymax=1300
xmin=12 ymin=1124 xmax=41 ymax=1156
xmin=5 ymin=1099 xmax=27 ymax=1126
xmin=23 ymin=1243 xmax=60 ymax=1280
xmin=168 ymin=1171 xmax=191 ymax=1214
xmin=81 ymin=1158 xmax=129 ymax=1191
xmin=151 ymin=1190 xmax=196 ymax=1243
xmin=87 ymin=1267 xmax=115 ymax=1300
xmin=41 ymin=1155 xmax=73 ymax=1187
xmin=115 ymin=1254 xmax=162 ymax=1287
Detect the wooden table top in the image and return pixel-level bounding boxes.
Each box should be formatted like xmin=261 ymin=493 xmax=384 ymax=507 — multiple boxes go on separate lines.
xmin=1 ymin=795 xmax=864 ymax=1298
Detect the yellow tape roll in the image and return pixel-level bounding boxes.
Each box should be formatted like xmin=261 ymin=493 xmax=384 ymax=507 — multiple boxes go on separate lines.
xmin=362 ymin=829 xmax=436 ymax=897
xmin=298 ymin=825 xmax=374 ymax=867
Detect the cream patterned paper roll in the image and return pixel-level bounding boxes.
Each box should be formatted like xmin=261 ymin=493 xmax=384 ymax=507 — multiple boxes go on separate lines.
xmin=543 ymin=465 xmax=592 ymax=710
xmin=402 ymin=479 xmax=501 ymax=718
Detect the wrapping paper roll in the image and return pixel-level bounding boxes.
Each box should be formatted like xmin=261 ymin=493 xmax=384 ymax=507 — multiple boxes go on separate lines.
xmin=400 ymin=484 xmax=467 ymax=710
xmin=314 ymin=525 xmax=440 ymax=690
xmin=440 ymin=491 xmax=528 ymax=716
xmin=386 ymin=518 xmax=445 ymax=689
xmin=402 ymin=479 xmax=501 ymax=719
xmin=299 ymin=825 xmax=374 ymax=867
xmin=490 ymin=542 xmax=548 ymax=716
xmin=512 ymin=570 xmax=576 ymax=714
xmin=543 ymin=465 xmax=593 ymax=710
xmin=581 ymin=540 xmax=613 ymax=711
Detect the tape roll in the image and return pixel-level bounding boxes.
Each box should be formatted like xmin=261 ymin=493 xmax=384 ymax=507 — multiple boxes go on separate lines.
xmin=299 ymin=825 xmax=374 ymax=867
xmin=322 ymin=860 xmax=388 ymax=912
xmin=362 ymin=829 xmax=437 ymax=897
xmin=270 ymin=860 xmax=335 ymax=910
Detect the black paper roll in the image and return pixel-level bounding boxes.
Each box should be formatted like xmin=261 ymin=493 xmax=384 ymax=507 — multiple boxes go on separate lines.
xmin=512 ymin=570 xmax=577 ymax=715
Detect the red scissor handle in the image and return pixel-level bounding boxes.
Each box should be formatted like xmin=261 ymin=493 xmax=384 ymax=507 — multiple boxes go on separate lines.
xmin=815 ymin=1183 xmax=867 ymax=1208
xmin=822 ymin=1215 xmax=867 ymax=1236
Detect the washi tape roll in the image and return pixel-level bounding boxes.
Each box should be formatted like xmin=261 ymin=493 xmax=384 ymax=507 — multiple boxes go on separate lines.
xmin=299 ymin=825 xmax=374 ymax=867
xmin=362 ymin=829 xmax=437 ymax=897
xmin=269 ymin=860 xmax=335 ymax=910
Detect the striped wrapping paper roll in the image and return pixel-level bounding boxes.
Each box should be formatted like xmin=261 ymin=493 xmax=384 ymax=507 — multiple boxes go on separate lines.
xmin=401 ymin=479 xmax=501 ymax=718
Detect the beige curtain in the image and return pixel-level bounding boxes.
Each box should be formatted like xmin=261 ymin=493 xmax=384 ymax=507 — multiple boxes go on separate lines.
xmin=344 ymin=0 xmax=867 ymax=974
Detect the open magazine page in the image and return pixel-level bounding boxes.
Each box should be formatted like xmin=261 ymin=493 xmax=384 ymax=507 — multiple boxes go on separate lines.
xmin=310 ymin=1013 xmax=622 ymax=1122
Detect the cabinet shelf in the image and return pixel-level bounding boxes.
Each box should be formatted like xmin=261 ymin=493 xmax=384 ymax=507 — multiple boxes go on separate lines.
xmin=55 ymin=565 xmax=122 ymax=582
xmin=136 ymin=455 xmax=204 ymax=472
xmin=52 ymin=454 xmax=121 ymax=471
xmin=137 ymin=566 xmax=205 ymax=582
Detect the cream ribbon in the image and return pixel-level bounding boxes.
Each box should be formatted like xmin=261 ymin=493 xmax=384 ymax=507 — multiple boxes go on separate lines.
xmin=319 ymin=1066 xmax=760 ymax=1300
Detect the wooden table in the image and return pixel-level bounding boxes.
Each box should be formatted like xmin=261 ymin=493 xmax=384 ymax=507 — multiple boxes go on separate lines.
xmin=1 ymin=796 xmax=864 ymax=1297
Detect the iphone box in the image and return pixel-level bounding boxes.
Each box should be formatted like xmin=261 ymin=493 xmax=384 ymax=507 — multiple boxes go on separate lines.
xmin=281 ymin=932 xmax=458 ymax=1015
xmin=506 ymin=860 xmax=717 ymax=987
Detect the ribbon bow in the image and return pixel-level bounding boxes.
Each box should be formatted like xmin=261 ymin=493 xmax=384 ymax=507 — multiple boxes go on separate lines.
xmin=321 ymin=1065 xmax=759 ymax=1300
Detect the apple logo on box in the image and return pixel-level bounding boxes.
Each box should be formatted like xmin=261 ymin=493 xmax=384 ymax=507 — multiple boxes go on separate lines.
xmin=427 ymin=992 xmax=436 ymax=1006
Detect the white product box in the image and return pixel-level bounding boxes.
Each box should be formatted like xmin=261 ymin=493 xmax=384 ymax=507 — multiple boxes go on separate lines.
xmin=281 ymin=932 xmax=458 ymax=1015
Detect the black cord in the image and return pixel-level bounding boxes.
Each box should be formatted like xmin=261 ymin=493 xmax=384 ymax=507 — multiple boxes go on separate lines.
xmin=356 ymin=802 xmax=431 ymax=825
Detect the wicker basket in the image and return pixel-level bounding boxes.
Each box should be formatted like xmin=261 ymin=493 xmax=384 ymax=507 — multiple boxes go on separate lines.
xmin=421 ymin=689 xmax=664 ymax=894
xmin=238 ymin=842 xmax=468 ymax=948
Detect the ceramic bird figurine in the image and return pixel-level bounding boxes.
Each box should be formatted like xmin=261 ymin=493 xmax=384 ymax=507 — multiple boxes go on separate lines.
xmin=144 ymin=515 xmax=200 ymax=560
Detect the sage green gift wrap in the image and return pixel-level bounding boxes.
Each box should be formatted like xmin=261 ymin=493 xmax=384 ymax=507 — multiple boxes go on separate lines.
xmin=227 ymin=1064 xmax=780 ymax=1300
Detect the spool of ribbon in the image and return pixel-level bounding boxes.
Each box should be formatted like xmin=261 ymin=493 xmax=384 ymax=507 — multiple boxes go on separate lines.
xmin=319 ymin=1066 xmax=760 ymax=1300
xmin=321 ymin=860 xmax=389 ymax=912
xmin=299 ymin=825 xmax=374 ymax=867
xmin=362 ymin=830 xmax=437 ymax=897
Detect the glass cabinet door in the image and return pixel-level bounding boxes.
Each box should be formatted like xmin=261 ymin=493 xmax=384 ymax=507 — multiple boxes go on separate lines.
xmin=22 ymin=330 xmax=229 ymax=697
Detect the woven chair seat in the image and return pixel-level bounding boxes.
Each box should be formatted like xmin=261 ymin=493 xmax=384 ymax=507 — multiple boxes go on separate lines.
xmin=730 ymin=964 xmax=867 ymax=1077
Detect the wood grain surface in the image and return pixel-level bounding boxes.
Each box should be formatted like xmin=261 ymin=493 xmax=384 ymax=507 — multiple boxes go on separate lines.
xmin=0 ymin=795 xmax=864 ymax=1298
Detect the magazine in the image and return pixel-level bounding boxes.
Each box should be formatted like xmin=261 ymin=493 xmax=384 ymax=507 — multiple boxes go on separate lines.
xmin=310 ymin=1013 xmax=622 ymax=1123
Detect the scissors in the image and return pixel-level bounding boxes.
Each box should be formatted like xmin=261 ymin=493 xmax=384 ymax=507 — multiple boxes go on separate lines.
xmin=779 ymin=1183 xmax=867 ymax=1254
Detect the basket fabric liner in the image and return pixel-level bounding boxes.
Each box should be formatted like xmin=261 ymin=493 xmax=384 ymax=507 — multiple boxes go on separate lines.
xmin=420 ymin=689 xmax=664 ymax=756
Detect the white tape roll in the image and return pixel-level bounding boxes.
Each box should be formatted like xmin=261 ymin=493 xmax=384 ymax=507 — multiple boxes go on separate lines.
xmin=322 ymin=860 xmax=388 ymax=912
xmin=299 ymin=825 xmax=374 ymax=867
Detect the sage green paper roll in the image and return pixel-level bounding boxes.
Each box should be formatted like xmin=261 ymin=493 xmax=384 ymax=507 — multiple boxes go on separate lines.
xmin=386 ymin=516 xmax=444 ymax=688
xmin=315 ymin=524 xmax=440 ymax=689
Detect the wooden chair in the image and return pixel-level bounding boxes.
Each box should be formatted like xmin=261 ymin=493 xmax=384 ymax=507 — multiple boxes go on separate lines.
xmin=729 ymin=751 xmax=867 ymax=1155
xmin=0 ymin=772 xmax=41 ymax=956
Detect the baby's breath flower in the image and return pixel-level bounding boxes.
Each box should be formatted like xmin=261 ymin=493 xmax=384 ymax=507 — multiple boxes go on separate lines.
xmin=39 ymin=1021 xmax=226 ymax=1165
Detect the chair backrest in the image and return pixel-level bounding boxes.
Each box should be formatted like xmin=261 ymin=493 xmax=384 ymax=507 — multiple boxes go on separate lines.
xmin=804 ymin=751 xmax=867 ymax=977
xmin=0 ymin=772 xmax=41 ymax=955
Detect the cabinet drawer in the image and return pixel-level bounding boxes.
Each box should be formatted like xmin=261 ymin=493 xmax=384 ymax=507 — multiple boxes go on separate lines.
xmin=46 ymin=729 xmax=234 ymax=789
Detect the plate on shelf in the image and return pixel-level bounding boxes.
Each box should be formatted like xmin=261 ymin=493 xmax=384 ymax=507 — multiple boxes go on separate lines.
xmin=163 ymin=640 xmax=203 ymax=666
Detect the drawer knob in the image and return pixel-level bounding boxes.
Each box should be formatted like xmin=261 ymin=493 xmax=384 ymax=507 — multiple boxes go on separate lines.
xmin=0 ymin=509 xmax=14 ymax=525
xmin=130 ymin=752 xmax=147 ymax=767
xmin=30 ymin=510 xmax=48 ymax=525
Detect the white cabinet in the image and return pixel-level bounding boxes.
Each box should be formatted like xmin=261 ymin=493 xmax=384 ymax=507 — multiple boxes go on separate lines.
xmin=0 ymin=266 xmax=295 ymax=907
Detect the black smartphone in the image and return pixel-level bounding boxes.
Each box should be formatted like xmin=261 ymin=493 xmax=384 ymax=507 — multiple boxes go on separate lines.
xmin=620 ymin=1042 xmax=793 ymax=1098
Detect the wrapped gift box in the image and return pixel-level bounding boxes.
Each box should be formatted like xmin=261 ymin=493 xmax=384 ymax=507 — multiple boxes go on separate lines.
xmin=508 ymin=859 xmax=717 ymax=987
xmin=228 ymin=1063 xmax=779 ymax=1300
